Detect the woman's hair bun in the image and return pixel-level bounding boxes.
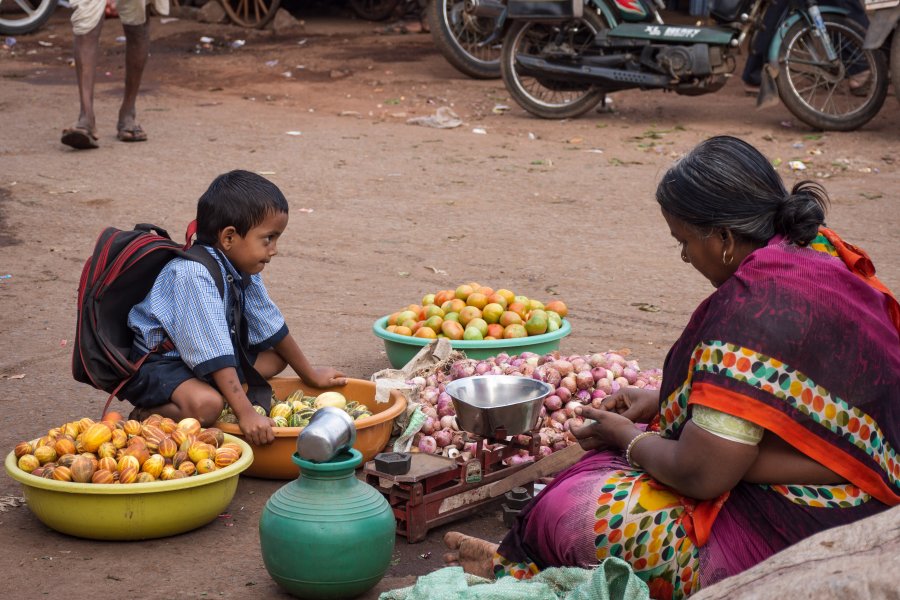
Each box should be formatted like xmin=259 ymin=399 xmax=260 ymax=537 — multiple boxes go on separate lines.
xmin=774 ymin=181 xmax=829 ymax=246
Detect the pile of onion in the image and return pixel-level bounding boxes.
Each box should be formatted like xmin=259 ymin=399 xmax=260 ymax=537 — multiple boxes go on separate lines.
xmin=406 ymin=351 xmax=661 ymax=463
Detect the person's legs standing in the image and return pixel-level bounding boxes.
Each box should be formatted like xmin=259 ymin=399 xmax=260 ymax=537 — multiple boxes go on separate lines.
xmin=117 ymin=20 xmax=150 ymax=141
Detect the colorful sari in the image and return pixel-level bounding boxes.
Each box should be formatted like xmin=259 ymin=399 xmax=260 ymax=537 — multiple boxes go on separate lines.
xmin=495 ymin=230 xmax=900 ymax=598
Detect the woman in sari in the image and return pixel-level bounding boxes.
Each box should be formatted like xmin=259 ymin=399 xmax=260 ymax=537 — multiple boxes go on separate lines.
xmin=444 ymin=136 xmax=900 ymax=598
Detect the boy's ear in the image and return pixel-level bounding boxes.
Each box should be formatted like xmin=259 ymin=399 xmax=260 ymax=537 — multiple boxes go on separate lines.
xmin=218 ymin=226 xmax=237 ymax=250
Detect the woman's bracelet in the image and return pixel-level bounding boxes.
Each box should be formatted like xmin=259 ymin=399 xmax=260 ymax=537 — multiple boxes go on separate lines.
xmin=625 ymin=431 xmax=660 ymax=469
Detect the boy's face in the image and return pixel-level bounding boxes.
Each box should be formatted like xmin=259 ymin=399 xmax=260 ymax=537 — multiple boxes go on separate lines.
xmin=219 ymin=211 xmax=289 ymax=274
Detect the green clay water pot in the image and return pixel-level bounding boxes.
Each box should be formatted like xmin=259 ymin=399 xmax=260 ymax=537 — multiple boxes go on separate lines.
xmin=259 ymin=448 xmax=396 ymax=599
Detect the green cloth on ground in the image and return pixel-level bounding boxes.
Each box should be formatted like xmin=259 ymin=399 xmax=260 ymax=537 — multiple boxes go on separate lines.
xmin=379 ymin=558 xmax=649 ymax=600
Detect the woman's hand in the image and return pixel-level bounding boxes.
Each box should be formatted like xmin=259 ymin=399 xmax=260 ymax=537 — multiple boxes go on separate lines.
xmin=572 ymin=406 xmax=642 ymax=452
xmin=598 ymin=388 xmax=660 ymax=423
xmin=306 ymin=366 xmax=347 ymax=389
xmin=238 ymin=411 xmax=275 ymax=446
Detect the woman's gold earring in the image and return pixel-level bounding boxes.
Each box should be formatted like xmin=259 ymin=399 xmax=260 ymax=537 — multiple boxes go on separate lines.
xmin=722 ymin=249 xmax=734 ymax=265
xmin=681 ymin=250 xmax=689 ymax=263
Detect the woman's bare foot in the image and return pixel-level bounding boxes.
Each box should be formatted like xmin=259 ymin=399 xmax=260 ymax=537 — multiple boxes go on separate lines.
xmin=442 ymin=531 xmax=498 ymax=579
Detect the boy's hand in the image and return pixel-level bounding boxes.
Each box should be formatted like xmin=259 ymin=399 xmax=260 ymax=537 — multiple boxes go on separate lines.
xmin=307 ymin=367 xmax=347 ymax=389
xmin=238 ymin=411 xmax=275 ymax=446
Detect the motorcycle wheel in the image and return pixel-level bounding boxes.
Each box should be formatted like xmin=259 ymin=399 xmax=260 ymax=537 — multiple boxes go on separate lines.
xmin=349 ymin=0 xmax=402 ymax=21
xmin=501 ymin=9 xmax=608 ymax=119
xmin=776 ymin=14 xmax=887 ymax=131
xmin=892 ymin=28 xmax=900 ymax=107
xmin=0 ymin=0 xmax=58 ymax=35
xmin=427 ymin=0 xmax=502 ymax=79
xmin=220 ymin=0 xmax=282 ymax=28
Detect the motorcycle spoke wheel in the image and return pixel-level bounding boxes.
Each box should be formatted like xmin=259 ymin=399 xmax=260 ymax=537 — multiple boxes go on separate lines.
xmin=427 ymin=0 xmax=502 ymax=79
xmin=501 ymin=11 xmax=608 ymax=119
xmin=0 ymin=0 xmax=57 ymax=35
xmin=776 ymin=15 xmax=887 ymax=131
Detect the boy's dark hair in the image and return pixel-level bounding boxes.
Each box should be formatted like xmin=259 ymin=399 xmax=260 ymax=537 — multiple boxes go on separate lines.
xmin=196 ymin=170 xmax=289 ymax=244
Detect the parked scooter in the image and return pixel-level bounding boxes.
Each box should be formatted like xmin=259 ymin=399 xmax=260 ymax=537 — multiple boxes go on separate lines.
xmin=863 ymin=0 xmax=899 ymax=105
xmin=499 ymin=0 xmax=888 ymax=130
xmin=0 ymin=0 xmax=59 ymax=35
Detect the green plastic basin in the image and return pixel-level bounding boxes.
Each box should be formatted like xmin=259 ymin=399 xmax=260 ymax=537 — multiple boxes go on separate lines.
xmin=372 ymin=315 xmax=571 ymax=368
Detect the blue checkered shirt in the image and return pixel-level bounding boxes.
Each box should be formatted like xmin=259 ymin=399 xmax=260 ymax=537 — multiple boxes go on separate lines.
xmin=127 ymin=245 xmax=288 ymax=378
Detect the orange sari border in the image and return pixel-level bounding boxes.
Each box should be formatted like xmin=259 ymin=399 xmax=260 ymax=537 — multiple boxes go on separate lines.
xmin=690 ymin=381 xmax=900 ymax=506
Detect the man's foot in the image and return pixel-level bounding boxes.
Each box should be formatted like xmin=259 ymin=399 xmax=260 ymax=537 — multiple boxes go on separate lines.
xmin=116 ymin=124 xmax=147 ymax=142
xmin=442 ymin=531 xmax=498 ymax=579
xmin=848 ymin=69 xmax=871 ymax=96
xmin=61 ymin=126 xmax=99 ymax=150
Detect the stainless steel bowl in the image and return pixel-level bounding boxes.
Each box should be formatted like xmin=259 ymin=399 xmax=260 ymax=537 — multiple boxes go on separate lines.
xmin=444 ymin=375 xmax=554 ymax=438
xmin=296 ymin=407 xmax=357 ymax=463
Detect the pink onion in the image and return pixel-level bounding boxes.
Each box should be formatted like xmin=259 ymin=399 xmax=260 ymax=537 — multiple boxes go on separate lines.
xmin=437 ymin=393 xmax=455 ymax=417
xmin=554 ymin=360 xmax=574 ymax=377
xmin=552 ymin=440 xmax=569 ymax=452
xmin=421 ymin=417 xmax=436 ymax=435
xmin=564 ymin=417 xmax=585 ymax=432
xmin=550 ymin=410 xmax=567 ymax=424
xmin=418 ymin=436 xmax=437 ymax=454
xmin=595 ymin=378 xmax=613 ymax=395
xmin=544 ymin=394 xmax=563 ymax=411
xmin=505 ymin=454 xmax=534 ymax=466
xmin=426 ymin=374 xmax=438 ymax=387
xmin=614 ymin=376 xmax=630 ymax=389
xmin=550 ymin=420 xmax=564 ymax=432
xmin=622 ymin=368 xmax=639 ymax=384
xmin=576 ymin=389 xmax=592 ymax=403
xmin=607 ymin=353 xmax=627 ymax=366
xmin=420 ymin=387 xmax=439 ymax=405
xmin=475 ymin=361 xmax=492 ymax=376
xmin=433 ymin=428 xmax=453 ymax=448
xmin=571 ymin=357 xmax=588 ymax=372
xmin=560 ymin=375 xmax=577 ymax=394
xmin=588 ymin=353 xmax=608 ymax=368
xmin=575 ymin=371 xmax=593 ymax=390
xmin=539 ymin=446 xmax=553 ymax=458
xmin=591 ymin=397 xmax=606 ymax=409
xmin=609 ymin=363 xmax=625 ymax=379
xmin=543 ymin=367 xmax=561 ymax=386
xmin=564 ymin=401 xmax=582 ymax=418
xmin=421 ymin=405 xmax=438 ymax=420
xmin=556 ymin=386 xmax=572 ymax=402
xmin=440 ymin=415 xmax=458 ymax=431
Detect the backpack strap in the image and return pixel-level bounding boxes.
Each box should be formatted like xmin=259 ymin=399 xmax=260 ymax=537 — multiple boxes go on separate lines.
xmin=185 ymin=244 xmax=271 ymax=412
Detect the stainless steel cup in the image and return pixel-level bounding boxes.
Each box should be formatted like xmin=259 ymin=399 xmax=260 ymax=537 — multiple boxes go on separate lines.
xmin=296 ymin=406 xmax=357 ymax=463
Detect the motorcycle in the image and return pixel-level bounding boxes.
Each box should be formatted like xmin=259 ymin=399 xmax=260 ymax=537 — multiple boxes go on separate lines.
xmin=427 ymin=0 xmax=507 ymax=78
xmin=863 ymin=0 xmax=899 ymax=106
xmin=0 ymin=0 xmax=59 ymax=35
xmin=499 ymin=0 xmax=888 ymax=130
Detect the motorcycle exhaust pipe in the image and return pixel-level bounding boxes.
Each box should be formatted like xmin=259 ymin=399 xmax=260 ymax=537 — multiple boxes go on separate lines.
xmin=465 ymin=0 xmax=506 ymax=18
xmin=515 ymin=54 xmax=671 ymax=89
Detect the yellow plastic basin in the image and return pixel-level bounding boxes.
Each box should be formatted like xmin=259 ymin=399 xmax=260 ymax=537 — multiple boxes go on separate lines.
xmin=215 ymin=377 xmax=406 ymax=479
xmin=4 ymin=434 xmax=252 ymax=541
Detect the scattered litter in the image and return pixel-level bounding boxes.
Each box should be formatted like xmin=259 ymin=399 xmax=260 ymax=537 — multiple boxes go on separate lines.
xmin=60 ymin=339 xmax=67 ymax=347
xmin=230 ymin=39 xmax=245 ymax=49
xmin=860 ymin=192 xmax=882 ymax=200
xmin=780 ymin=120 xmax=794 ymax=128
xmin=285 ymin=131 xmax=302 ymax=136
xmin=297 ymin=39 xmax=308 ymax=46
xmin=0 ymin=496 xmax=26 ymax=513
xmin=199 ymin=36 xmax=214 ymax=44
xmin=568 ymin=137 xmax=583 ymax=144
xmin=398 ymin=271 xmax=410 ymax=278
xmin=406 ymin=107 xmax=462 ymax=129
xmin=0 ymin=274 xmax=10 ymax=280
xmin=585 ymin=148 xmax=604 ymax=154
xmin=808 ymin=148 xmax=823 ymax=156
xmin=772 ymin=158 xmax=783 ymax=167
xmin=0 ymin=373 xmax=26 ymax=380
xmin=472 ymin=127 xmax=487 ymax=135
xmin=281 ymin=71 xmax=292 ymax=78
xmin=265 ymin=59 xmax=279 ymax=67
xmin=792 ymin=142 xmax=804 ymax=149
xmin=38 ymin=40 xmax=53 ymax=47
xmin=257 ymin=171 xmax=276 ymax=175
xmin=339 ymin=111 xmax=361 ymax=117
xmin=528 ymin=132 xmax=537 ymax=140
xmin=159 ymin=17 xmax=179 ymax=24
xmin=424 ymin=265 xmax=448 ymax=275
xmin=630 ymin=302 xmax=661 ymax=313
xmin=298 ymin=208 xmax=314 ymax=213
xmin=4 ymin=37 xmax=16 ymax=48
xmin=491 ymin=104 xmax=511 ymax=114
xmin=788 ymin=160 xmax=807 ymax=171
xmin=419 ymin=552 xmax=432 ymax=559
xmin=858 ymin=167 xmax=872 ymax=173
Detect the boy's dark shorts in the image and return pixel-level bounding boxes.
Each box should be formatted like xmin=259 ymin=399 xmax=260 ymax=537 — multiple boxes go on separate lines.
xmin=119 ymin=352 xmax=255 ymax=409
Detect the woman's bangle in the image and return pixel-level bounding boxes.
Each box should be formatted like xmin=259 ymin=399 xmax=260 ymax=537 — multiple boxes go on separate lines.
xmin=625 ymin=431 xmax=660 ymax=470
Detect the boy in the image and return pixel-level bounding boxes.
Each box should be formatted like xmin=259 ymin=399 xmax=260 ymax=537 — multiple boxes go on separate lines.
xmin=121 ymin=170 xmax=345 ymax=445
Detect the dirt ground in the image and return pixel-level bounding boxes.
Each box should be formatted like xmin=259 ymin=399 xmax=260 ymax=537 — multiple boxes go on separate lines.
xmin=0 ymin=3 xmax=898 ymax=598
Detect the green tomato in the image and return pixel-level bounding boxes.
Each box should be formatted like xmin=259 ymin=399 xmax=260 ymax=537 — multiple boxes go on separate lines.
xmin=463 ymin=326 xmax=484 ymax=341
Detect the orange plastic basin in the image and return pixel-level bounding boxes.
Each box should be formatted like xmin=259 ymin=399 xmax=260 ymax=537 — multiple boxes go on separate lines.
xmin=216 ymin=377 xmax=406 ymax=479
